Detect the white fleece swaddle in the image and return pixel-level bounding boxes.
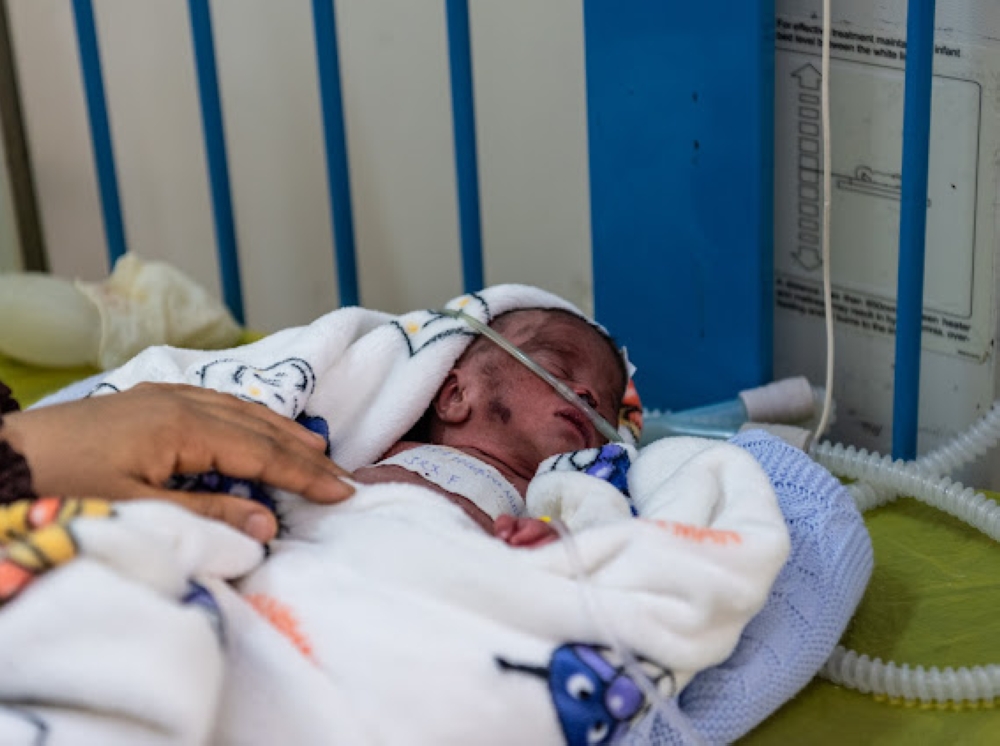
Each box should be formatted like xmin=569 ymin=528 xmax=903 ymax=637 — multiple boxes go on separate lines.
xmin=0 ymin=285 xmax=791 ymax=745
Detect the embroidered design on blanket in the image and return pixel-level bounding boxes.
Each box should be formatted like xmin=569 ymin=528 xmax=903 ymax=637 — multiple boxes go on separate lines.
xmin=0 ymin=705 xmax=48 ymax=745
xmin=541 ymin=445 xmax=633 ymax=497
xmin=0 ymin=498 xmax=113 ymax=606
xmin=88 ymin=381 xmax=120 ymax=397
xmin=246 ymin=593 xmax=318 ymax=664
xmin=496 ymin=643 xmax=675 ymax=746
xmin=390 ymin=292 xmax=491 ymax=357
xmin=197 ymin=357 xmax=316 ymax=419
xmin=537 ymin=444 xmax=638 ymax=517
xmin=649 ymin=520 xmax=743 ymax=546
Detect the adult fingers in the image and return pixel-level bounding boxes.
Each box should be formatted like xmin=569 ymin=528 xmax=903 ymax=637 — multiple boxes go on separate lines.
xmin=135 ymin=386 xmax=353 ymax=502
xmin=175 ymin=424 xmax=354 ymax=504
xmin=141 ymin=383 xmax=333 ymax=454
xmin=139 ymin=489 xmax=279 ymax=543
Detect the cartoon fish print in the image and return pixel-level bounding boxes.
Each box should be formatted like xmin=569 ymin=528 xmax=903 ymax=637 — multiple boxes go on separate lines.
xmin=497 ymin=643 xmax=675 ymax=745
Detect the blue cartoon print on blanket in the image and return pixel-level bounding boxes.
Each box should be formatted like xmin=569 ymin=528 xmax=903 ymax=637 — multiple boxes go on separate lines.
xmin=167 ymin=470 xmax=277 ymax=514
xmin=390 ymin=292 xmax=493 ymax=356
xmin=297 ymin=413 xmax=331 ymax=455
xmin=182 ymin=580 xmax=226 ymax=644
xmin=539 ymin=444 xmax=637 ymax=515
xmin=497 ymin=643 xmax=674 ymax=745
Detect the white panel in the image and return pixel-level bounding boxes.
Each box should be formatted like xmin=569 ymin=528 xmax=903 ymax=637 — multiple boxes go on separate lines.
xmin=93 ymin=0 xmax=219 ymax=296
xmin=8 ymin=0 xmax=107 ymax=280
xmin=774 ymin=0 xmax=1000 ymax=486
xmin=212 ymin=0 xmax=339 ymax=331
xmin=469 ymin=0 xmax=594 ymax=315
xmin=336 ymin=0 xmax=462 ymax=313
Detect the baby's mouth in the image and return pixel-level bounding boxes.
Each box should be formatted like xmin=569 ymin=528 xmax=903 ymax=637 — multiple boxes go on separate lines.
xmin=556 ymin=408 xmax=594 ymax=448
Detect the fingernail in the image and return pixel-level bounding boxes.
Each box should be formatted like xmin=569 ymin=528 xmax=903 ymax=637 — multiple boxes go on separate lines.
xmin=245 ymin=513 xmax=276 ymax=543
xmin=320 ymin=477 xmax=354 ymax=501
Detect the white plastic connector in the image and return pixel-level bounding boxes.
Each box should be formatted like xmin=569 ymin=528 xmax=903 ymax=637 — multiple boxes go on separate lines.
xmin=738 ymin=376 xmax=816 ymax=424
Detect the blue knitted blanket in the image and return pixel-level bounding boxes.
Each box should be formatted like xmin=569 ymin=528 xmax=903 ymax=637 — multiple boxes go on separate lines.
xmin=629 ymin=430 xmax=874 ymax=744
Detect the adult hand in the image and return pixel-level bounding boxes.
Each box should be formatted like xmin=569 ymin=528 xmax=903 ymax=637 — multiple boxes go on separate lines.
xmin=2 ymin=383 xmax=353 ymax=541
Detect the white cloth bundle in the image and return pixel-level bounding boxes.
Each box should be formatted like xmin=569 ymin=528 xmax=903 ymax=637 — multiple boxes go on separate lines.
xmin=0 ymin=285 xmax=790 ymax=744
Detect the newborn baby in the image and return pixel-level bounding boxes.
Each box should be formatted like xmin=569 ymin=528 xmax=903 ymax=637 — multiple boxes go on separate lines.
xmin=353 ymin=307 xmax=632 ymax=547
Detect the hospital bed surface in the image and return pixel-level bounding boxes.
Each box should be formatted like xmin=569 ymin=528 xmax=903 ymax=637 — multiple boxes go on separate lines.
xmin=0 ymin=353 xmax=99 ymax=409
xmin=744 ymin=498 xmax=1000 ymax=743
xmin=4 ymin=352 xmax=998 ymax=742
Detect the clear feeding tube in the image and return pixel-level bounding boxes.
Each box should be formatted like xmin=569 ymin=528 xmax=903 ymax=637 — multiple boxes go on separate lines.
xmin=810 ymin=436 xmax=1000 ymax=706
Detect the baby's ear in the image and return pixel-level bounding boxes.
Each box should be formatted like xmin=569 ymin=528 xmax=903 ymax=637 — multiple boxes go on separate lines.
xmin=433 ymin=370 xmax=472 ymax=424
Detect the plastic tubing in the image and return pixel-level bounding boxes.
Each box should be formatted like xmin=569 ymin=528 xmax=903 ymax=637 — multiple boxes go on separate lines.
xmin=438 ymin=308 xmax=623 ymax=444
xmin=917 ymin=401 xmax=1000 ymax=477
xmin=810 ymin=438 xmax=1000 ymax=705
xmin=819 ymin=399 xmax=1000 ymax=515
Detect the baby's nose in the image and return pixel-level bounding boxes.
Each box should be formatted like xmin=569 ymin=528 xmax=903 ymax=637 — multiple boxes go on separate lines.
xmin=572 ymin=384 xmax=598 ymax=409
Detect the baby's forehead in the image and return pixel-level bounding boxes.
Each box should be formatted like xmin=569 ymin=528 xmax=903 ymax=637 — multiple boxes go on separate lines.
xmin=493 ymin=309 xmax=623 ymax=381
xmin=495 ymin=308 xmax=601 ymax=347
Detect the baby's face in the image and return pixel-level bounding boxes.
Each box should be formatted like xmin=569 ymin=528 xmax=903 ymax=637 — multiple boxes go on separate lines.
xmin=458 ymin=309 xmax=626 ymax=470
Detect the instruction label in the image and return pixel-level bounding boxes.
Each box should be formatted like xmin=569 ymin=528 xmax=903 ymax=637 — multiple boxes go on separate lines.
xmin=776 ymin=18 xmax=963 ymax=62
xmin=773 ymin=15 xmax=995 ymax=361
xmin=776 ymin=276 xmax=980 ymax=355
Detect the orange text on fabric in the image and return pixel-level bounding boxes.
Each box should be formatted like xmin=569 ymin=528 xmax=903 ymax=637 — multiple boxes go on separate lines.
xmin=648 ymin=520 xmax=743 ymax=546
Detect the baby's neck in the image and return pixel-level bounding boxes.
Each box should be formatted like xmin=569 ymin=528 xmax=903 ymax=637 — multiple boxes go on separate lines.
xmin=380 ymin=441 xmax=532 ymax=497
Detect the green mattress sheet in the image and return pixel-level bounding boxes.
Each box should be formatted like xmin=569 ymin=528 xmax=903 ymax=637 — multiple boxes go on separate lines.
xmin=742 ymin=498 xmax=1000 ymax=744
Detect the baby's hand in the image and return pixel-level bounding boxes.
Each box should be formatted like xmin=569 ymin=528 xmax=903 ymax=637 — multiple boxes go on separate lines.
xmin=494 ymin=515 xmax=559 ymax=548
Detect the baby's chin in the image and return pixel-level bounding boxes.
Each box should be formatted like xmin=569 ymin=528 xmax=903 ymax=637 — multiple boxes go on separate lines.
xmin=537 ymin=428 xmax=592 ymax=461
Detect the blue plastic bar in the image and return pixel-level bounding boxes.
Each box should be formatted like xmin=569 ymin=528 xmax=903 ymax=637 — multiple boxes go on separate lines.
xmin=445 ymin=0 xmax=484 ymax=293
xmin=312 ymin=0 xmax=359 ymax=307
xmin=71 ymin=0 xmax=127 ymax=268
xmin=892 ymin=0 xmax=937 ymax=460
xmin=188 ymin=0 xmax=244 ymax=324
xmin=583 ymin=0 xmax=774 ymax=410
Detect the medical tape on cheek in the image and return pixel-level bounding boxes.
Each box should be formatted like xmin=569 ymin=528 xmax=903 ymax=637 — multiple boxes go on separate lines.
xmin=437 ymin=308 xmax=623 ymax=444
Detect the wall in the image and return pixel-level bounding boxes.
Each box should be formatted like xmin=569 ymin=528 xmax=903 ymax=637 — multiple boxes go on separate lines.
xmin=7 ymin=0 xmax=593 ymax=330
xmin=0 ymin=126 xmax=21 ymax=272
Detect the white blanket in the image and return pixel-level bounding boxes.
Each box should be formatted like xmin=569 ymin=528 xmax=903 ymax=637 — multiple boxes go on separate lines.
xmin=0 ymin=285 xmax=790 ymax=744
